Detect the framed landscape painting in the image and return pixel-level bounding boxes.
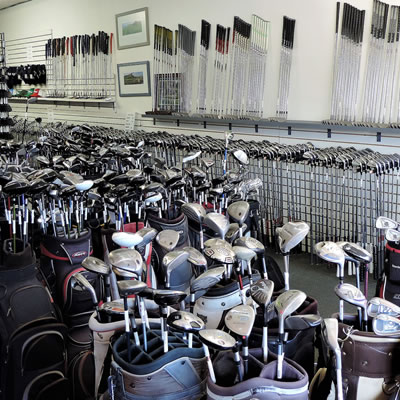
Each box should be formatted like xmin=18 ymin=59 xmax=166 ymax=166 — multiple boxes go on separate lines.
xmin=117 ymin=61 xmax=151 ymax=97
xmin=116 ymin=7 xmax=150 ymax=50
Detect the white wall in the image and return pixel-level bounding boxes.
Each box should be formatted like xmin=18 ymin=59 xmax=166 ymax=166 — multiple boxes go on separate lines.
xmin=2 ymin=0 xmax=400 ymax=152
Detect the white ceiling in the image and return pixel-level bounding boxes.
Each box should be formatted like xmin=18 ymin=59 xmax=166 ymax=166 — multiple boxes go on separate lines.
xmin=0 ymin=0 xmax=31 ymax=10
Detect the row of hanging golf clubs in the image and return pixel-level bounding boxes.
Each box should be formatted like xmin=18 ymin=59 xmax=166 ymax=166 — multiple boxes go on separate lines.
xmin=0 ymin=42 xmax=12 ymax=137
xmin=8 ymin=116 xmax=400 ymax=275
xmin=151 ymin=14 xmax=272 ymax=119
xmin=329 ymin=1 xmax=400 ymax=126
xmin=44 ymin=32 xmax=114 ymax=99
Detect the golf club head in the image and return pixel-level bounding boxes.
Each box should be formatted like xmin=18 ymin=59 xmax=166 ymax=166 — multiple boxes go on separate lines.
xmin=72 ymin=272 xmax=98 ymax=304
xmin=167 ymin=310 xmax=205 ymax=333
xmin=198 ymin=329 xmax=236 ymax=351
xmin=112 ymin=266 xmax=139 ymax=279
xmin=162 ymin=250 xmax=190 ymax=286
xmin=145 ymin=192 xmax=162 ymax=205
xmin=225 ymin=223 xmax=248 ymax=243
xmin=153 ymin=289 xmax=187 ymax=307
xmin=334 ymin=283 xmax=367 ymax=310
xmin=376 ymin=216 xmax=398 ymax=230
xmin=136 ymin=227 xmax=158 ymax=248
xmin=100 ymin=299 xmax=134 ymax=315
xmin=227 ymin=201 xmax=250 ymax=225
xmin=232 ymin=246 xmax=256 ymax=262
xmin=181 ymin=203 xmax=206 ymax=224
xmin=386 ymin=229 xmax=400 ymax=243
xmin=372 ymin=314 xmax=400 ymax=336
xmin=75 ymin=180 xmax=94 ymax=192
xmin=203 ymin=245 xmax=236 ymax=264
xmin=117 ymin=280 xmax=147 ymax=296
xmin=314 ymin=241 xmax=345 ymax=268
xmin=190 ymin=266 xmax=226 ymax=293
xmin=204 ymin=238 xmax=232 ymax=250
xmin=276 ymin=221 xmax=310 ymax=254
xmin=275 ymin=290 xmax=307 ymax=334
xmin=156 ymin=230 xmax=180 ymax=252
xmin=336 ymin=241 xmax=372 ymax=264
xmin=232 ymin=149 xmax=249 ymax=166
xmin=284 ymin=314 xmax=322 ymax=330
xmin=367 ymin=297 xmax=400 ymax=318
xmin=204 ymin=212 xmax=230 ymax=239
xmin=234 ymin=236 xmax=265 ymax=255
xmin=108 ymin=248 xmax=143 ymax=276
xmin=321 ymin=318 xmax=340 ymax=353
xmin=112 ymin=231 xmax=143 ymax=248
xmin=182 ymin=150 xmax=202 ymax=164
xmin=250 ymin=279 xmax=274 ymax=307
xmin=225 ymin=305 xmax=255 ymax=338
xmin=82 ymin=256 xmax=110 ymax=276
xmin=182 ymin=246 xmax=207 ymax=268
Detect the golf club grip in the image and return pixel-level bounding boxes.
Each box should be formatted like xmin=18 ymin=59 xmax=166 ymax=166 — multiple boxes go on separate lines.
xmin=335 ymin=2 xmax=340 ymax=34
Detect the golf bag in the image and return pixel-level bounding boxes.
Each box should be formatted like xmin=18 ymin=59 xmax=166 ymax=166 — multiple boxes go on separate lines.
xmin=0 ymin=239 xmax=69 ymax=400
xmin=107 ymin=322 xmax=207 ymax=400
xmin=251 ymin=295 xmax=319 ymax=381
xmin=311 ymin=314 xmax=400 ymax=400
xmin=147 ymin=211 xmax=193 ymax=292
xmin=376 ymin=241 xmax=400 ymax=306
xmin=39 ymin=228 xmax=102 ymax=327
xmin=207 ymin=348 xmax=309 ymax=400
xmin=193 ymin=271 xmax=262 ymax=328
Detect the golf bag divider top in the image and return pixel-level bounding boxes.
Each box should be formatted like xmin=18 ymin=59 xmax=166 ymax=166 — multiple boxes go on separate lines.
xmin=208 ymin=348 xmax=309 ymax=400
xmin=39 ymin=228 xmax=103 ymax=326
xmin=376 ymin=241 xmax=400 ymax=306
xmin=0 ymin=239 xmax=69 ymax=400
xmin=109 ymin=322 xmax=207 ymax=399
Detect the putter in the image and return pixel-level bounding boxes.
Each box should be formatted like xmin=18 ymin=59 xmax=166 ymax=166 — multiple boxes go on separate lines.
xmin=198 ymin=329 xmax=241 ymax=383
xmin=274 ymin=290 xmax=306 ymax=379
xmin=224 ymin=304 xmax=255 ymax=377
xmin=321 ymin=318 xmax=343 ymax=400
xmin=276 ymin=221 xmax=309 ymax=290
xmin=250 ymin=278 xmax=274 ymax=362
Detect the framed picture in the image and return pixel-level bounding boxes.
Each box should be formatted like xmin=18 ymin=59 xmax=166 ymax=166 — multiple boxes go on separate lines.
xmin=117 ymin=61 xmax=151 ymax=97
xmin=115 ymin=7 xmax=150 ymax=50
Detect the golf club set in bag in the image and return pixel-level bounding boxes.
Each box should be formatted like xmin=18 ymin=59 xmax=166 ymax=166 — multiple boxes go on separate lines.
xmin=1 ymin=117 xmax=400 ymax=399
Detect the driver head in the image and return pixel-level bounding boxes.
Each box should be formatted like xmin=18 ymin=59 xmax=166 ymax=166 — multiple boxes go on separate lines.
xmin=181 ymin=202 xmax=206 ymax=224
xmin=234 ymin=236 xmax=265 ymax=254
xmin=167 ymin=310 xmax=205 ymax=333
xmin=162 ymin=250 xmax=190 ymax=287
xmin=108 ymin=248 xmax=143 ymax=277
xmin=276 ymin=221 xmax=310 ymax=254
xmin=182 ymin=246 xmax=208 ymax=269
xmin=112 ymin=231 xmax=143 ymax=248
xmin=250 ymin=278 xmax=274 ymax=307
xmin=225 ymin=305 xmax=255 ymax=338
xmin=190 ymin=266 xmax=226 ymax=293
xmin=199 ymin=329 xmax=236 ymax=351
xmin=275 ymin=290 xmax=307 ymax=334
xmin=156 ymin=230 xmax=180 ymax=252
xmin=227 ymin=201 xmax=250 ymax=225
xmin=117 ymin=280 xmax=147 ymax=296
xmin=204 ymin=212 xmax=230 ymax=239
xmin=82 ymin=256 xmax=110 ymax=276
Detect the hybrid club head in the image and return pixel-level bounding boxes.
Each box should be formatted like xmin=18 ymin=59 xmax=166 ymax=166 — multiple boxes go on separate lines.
xmin=386 ymin=228 xmax=400 ymax=243
xmin=376 ymin=216 xmax=398 ymax=230
xmin=82 ymin=256 xmax=110 ymax=276
xmin=204 ymin=212 xmax=230 ymax=239
xmin=314 ymin=241 xmax=346 ymax=273
xmin=162 ymin=250 xmax=190 ymax=288
xmin=156 ymin=230 xmax=180 ymax=252
xmin=198 ymin=329 xmax=237 ymax=351
xmin=368 ymin=297 xmax=400 ymax=318
xmin=225 ymin=305 xmax=255 ymax=338
xmin=108 ymin=248 xmax=143 ymax=277
xmin=182 ymin=246 xmax=207 ymax=269
xmin=190 ymin=266 xmax=226 ymax=294
xmin=232 ymin=246 xmax=256 ymax=263
xmin=372 ymin=314 xmax=400 ymax=336
xmin=203 ymin=245 xmax=236 ymax=264
xmin=227 ymin=201 xmax=250 ymax=225
xmin=167 ymin=310 xmax=205 ymax=333
xmin=336 ymin=241 xmax=372 ymax=264
xmin=334 ymin=283 xmax=368 ymax=312
xmin=276 ymin=221 xmax=310 ymax=254
xmin=181 ymin=202 xmax=206 ymax=224
xmin=250 ymin=279 xmax=274 ymax=307
xmin=234 ymin=236 xmax=265 ymax=255
xmin=112 ymin=231 xmax=143 ymax=248
xmin=284 ymin=314 xmax=322 ymax=330
xmin=117 ymin=280 xmax=147 ymax=296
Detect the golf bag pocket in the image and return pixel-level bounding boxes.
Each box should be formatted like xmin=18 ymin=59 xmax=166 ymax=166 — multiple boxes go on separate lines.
xmin=208 ymin=349 xmax=309 ymax=400
xmin=1 ymin=320 xmax=68 ymax=400
xmin=110 ymin=322 xmax=207 ymax=399
xmin=338 ymin=322 xmax=400 ymax=400
xmin=68 ymin=349 xmax=95 ymax=400
xmin=378 ymin=277 xmax=400 ymax=307
xmin=385 ymin=242 xmax=400 ymax=282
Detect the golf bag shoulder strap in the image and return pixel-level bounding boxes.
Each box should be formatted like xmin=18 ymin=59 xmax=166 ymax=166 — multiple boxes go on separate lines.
xmin=40 ymin=229 xmax=92 ymax=266
xmin=386 ymin=243 xmax=400 ymax=254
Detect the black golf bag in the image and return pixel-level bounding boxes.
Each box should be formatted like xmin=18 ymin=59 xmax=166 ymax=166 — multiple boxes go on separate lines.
xmin=106 ymin=322 xmax=207 ymax=400
xmin=208 ymin=349 xmax=309 ymax=400
xmin=0 ymin=239 xmax=69 ymax=400
xmin=376 ymin=241 xmax=400 ymax=306
xmin=147 ymin=211 xmax=193 ymax=292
